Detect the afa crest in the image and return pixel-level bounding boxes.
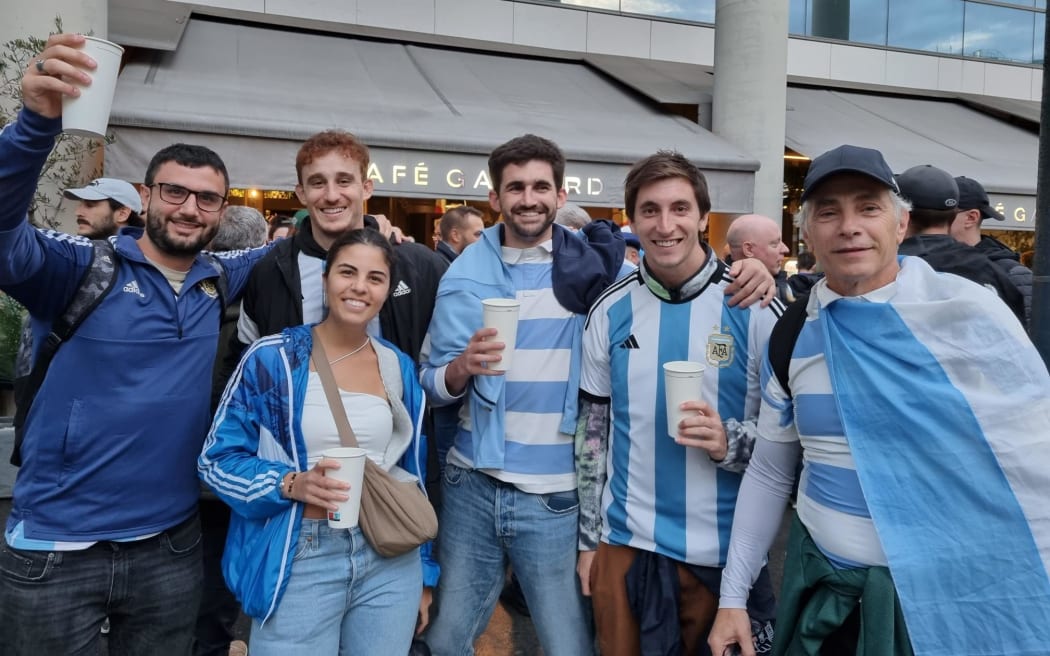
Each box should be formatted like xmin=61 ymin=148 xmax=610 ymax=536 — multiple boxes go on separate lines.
xmin=706 ymin=330 xmax=735 ymax=368
xmin=199 ymin=280 xmax=219 ymax=299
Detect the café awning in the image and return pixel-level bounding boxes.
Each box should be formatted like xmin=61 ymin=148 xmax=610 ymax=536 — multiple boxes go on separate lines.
xmin=107 ymin=18 xmax=758 ymax=211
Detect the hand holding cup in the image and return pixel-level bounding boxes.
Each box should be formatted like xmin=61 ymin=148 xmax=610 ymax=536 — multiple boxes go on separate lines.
xmin=22 ymin=33 xmax=96 ymax=119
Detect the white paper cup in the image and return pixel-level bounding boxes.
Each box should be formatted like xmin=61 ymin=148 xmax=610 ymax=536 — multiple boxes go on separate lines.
xmin=322 ymin=447 xmax=367 ymax=528
xmin=482 ymin=298 xmax=520 ymax=372
xmin=61 ymin=36 xmax=124 ymax=139
xmin=663 ymin=361 xmax=705 ymax=438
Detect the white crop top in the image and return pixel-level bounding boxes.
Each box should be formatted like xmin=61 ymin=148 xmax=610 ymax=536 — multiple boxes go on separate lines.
xmin=301 ymin=371 xmax=393 ymax=467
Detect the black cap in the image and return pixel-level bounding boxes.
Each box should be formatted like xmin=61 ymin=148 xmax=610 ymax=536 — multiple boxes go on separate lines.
xmin=955 ymin=176 xmax=1005 ymax=221
xmin=802 ymin=145 xmax=899 ymax=202
xmin=895 ymin=165 xmax=959 ymax=211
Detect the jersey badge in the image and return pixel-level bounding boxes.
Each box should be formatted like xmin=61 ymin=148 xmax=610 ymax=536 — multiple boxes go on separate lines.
xmin=706 ymin=329 xmax=735 ymax=368
xmin=199 ymin=280 xmax=219 ymax=299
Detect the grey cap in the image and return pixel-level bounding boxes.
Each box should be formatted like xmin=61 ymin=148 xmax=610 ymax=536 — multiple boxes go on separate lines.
xmin=63 ymin=178 xmax=142 ymax=214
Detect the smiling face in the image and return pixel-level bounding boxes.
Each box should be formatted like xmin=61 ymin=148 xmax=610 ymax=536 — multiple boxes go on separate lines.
xmin=296 ymin=151 xmax=374 ymax=251
xmin=489 ymin=160 xmax=566 ymax=249
xmin=801 ymin=174 xmax=908 ymax=296
xmin=324 ymin=242 xmax=391 ymax=329
xmin=630 ymin=176 xmax=709 ymax=288
xmin=141 ymin=162 xmax=224 ymax=260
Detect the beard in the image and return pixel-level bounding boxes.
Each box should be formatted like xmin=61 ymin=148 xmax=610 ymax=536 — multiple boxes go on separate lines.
xmin=145 ymin=206 xmax=218 ymax=257
xmin=504 ymin=203 xmax=557 ymax=243
xmin=79 ymin=213 xmax=118 ymax=240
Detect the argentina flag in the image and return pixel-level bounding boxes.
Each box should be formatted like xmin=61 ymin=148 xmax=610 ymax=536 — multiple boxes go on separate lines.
xmin=821 ymin=256 xmax=1050 ymax=656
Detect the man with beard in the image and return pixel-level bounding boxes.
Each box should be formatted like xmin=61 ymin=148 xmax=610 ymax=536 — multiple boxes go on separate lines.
xmin=421 ymin=135 xmax=775 ymax=655
xmin=0 ymin=34 xmax=269 ymax=655
xmin=63 ymin=177 xmax=144 ymax=238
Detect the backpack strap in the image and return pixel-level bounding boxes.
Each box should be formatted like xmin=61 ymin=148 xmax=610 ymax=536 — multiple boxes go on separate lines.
xmin=11 ymin=240 xmax=118 ymax=466
xmin=767 ymin=295 xmax=809 ymax=399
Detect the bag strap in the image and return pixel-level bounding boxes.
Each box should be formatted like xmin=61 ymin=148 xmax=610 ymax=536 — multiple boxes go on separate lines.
xmin=310 ymin=327 xmax=360 ymax=449
xmin=767 ymin=295 xmax=809 ymax=399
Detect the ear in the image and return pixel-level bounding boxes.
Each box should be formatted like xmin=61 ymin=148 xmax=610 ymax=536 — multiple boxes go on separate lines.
xmin=698 ymin=212 xmax=709 ymax=235
xmin=488 ymin=190 xmax=501 ymax=214
xmin=139 ymin=185 xmax=151 ymax=211
xmin=294 ymin=184 xmax=307 ymax=205
xmin=896 ymin=210 xmax=910 ymax=244
xmin=114 ymin=206 xmax=132 ymax=226
xmin=362 ymin=177 xmax=374 ymax=201
xmin=556 ymin=187 xmax=568 ymax=209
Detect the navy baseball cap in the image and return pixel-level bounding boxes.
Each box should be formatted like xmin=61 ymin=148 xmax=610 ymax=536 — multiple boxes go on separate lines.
xmin=955 ymin=176 xmax=1005 ymax=221
xmin=64 ymin=178 xmax=143 ymax=214
xmin=801 ymin=145 xmax=899 ymax=202
xmin=623 ymin=232 xmax=641 ymax=249
xmin=895 ymin=165 xmax=959 ymax=211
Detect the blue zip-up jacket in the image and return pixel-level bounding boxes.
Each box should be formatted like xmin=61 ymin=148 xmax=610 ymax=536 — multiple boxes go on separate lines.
xmin=0 ymin=108 xmax=267 ymax=541
xmin=199 ymin=324 xmax=438 ymax=622
xmin=420 ymin=222 xmax=623 ymax=469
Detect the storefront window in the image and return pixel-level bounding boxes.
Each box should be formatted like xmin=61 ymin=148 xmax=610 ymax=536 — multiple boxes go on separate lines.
xmin=789 ymin=0 xmax=809 ymax=34
xmin=620 ymin=0 xmax=715 ymax=22
xmin=1036 ymin=12 xmax=1045 ymax=63
xmin=964 ymin=2 xmax=1036 ymax=63
xmin=888 ymin=0 xmax=963 ymax=55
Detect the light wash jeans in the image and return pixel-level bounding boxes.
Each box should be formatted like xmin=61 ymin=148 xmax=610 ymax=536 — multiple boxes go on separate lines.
xmin=425 ymin=464 xmax=594 ymax=656
xmin=250 ymin=520 xmax=422 ymax=656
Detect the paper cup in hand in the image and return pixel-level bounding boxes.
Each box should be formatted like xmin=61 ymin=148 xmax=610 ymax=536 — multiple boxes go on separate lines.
xmin=61 ymin=37 xmax=124 ymax=139
xmin=322 ymin=447 xmax=367 ymax=528
xmin=482 ymin=298 xmax=520 ymax=372
xmin=663 ymin=361 xmax=704 ymax=438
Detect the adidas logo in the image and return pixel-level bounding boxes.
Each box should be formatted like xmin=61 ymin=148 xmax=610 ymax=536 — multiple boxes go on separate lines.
xmin=123 ymin=280 xmax=145 ymax=298
xmin=619 ymin=334 xmax=640 ymax=349
xmin=392 ymin=280 xmax=411 ymax=298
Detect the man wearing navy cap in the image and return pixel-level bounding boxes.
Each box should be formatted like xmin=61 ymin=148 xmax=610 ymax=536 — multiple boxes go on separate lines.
xmin=896 ymin=164 xmax=1025 ymax=324
xmin=951 ymin=175 xmax=1033 ymax=326
xmin=63 ymin=177 xmax=144 ymax=239
xmin=709 ymin=144 xmax=1050 ymax=656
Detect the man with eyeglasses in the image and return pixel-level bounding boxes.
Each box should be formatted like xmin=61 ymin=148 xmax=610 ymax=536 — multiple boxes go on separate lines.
xmin=0 ymin=35 xmax=270 ymax=655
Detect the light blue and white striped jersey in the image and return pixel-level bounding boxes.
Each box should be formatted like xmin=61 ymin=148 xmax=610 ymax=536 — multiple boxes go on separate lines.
xmin=449 ymin=243 xmax=578 ymax=493
xmin=581 ymin=257 xmax=781 ymax=567
xmin=756 ymin=283 xmax=893 ymax=568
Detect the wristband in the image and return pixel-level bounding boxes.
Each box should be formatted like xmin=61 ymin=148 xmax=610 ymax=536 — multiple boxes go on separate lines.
xmin=283 ymin=472 xmax=298 ymax=499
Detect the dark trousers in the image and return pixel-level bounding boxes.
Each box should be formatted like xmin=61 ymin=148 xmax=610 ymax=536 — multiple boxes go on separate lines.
xmin=194 ymin=498 xmax=242 ymax=656
xmin=0 ymin=513 xmax=203 ymax=656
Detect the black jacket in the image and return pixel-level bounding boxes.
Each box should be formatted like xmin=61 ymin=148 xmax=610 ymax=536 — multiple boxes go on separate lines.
xmin=435 ymin=240 xmax=458 ymax=264
xmin=899 ymin=234 xmax=1026 ymax=324
xmin=977 ymin=235 xmax=1033 ymax=327
xmin=225 ymin=216 xmax=447 ymax=373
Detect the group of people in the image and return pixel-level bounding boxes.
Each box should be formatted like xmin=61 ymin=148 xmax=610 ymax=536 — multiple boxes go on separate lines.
xmin=1 ymin=31 xmax=1049 ymax=656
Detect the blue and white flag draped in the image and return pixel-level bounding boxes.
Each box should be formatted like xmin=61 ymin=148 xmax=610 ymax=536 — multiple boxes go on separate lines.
xmin=820 ymin=255 xmax=1050 ymax=656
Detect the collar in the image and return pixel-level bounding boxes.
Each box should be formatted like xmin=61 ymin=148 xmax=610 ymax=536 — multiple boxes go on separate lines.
xmin=638 ymin=243 xmax=722 ymax=303
xmin=812 ymin=271 xmax=899 ymax=311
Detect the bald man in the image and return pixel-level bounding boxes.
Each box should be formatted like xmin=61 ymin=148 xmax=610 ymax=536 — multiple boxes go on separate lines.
xmin=726 ymin=214 xmax=792 ymax=303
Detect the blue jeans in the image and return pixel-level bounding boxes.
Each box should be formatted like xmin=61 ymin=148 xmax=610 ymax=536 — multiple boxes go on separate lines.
xmin=425 ymin=464 xmax=594 ymax=656
xmin=0 ymin=513 xmax=203 ymax=656
xmin=250 ymin=519 xmax=422 ymax=656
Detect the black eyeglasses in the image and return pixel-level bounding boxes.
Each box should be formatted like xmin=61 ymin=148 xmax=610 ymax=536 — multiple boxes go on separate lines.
xmin=150 ymin=183 xmax=227 ymax=212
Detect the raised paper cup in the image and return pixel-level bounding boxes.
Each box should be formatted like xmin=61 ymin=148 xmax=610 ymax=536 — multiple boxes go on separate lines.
xmin=322 ymin=447 xmax=367 ymax=528
xmin=663 ymin=361 xmax=705 ymax=438
xmin=61 ymin=36 xmax=124 ymax=138
xmin=481 ymin=298 xmax=520 ymax=372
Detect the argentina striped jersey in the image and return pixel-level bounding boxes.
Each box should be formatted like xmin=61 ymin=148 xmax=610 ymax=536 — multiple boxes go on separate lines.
xmin=581 ymin=260 xmax=781 ymax=566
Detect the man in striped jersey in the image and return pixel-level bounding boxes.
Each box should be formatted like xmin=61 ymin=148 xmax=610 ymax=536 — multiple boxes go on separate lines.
xmin=576 ymin=151 xmax=783 ymax=655
xmin=709 ymin=145 xmax=1050 ymax=656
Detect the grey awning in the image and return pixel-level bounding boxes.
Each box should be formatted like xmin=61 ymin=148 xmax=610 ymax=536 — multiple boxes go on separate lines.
xmin=107 ymin=19 xmax=758 ymax=211
xmin=785 ymin=87 xmax=1038 ymax=197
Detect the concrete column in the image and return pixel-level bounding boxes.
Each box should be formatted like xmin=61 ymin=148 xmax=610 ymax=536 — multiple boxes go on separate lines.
xmin=712 ymin=0 xmax=789 ymax=222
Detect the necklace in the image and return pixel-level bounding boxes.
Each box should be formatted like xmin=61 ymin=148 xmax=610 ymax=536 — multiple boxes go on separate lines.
xmin=328 ymin=337 xmax=370 ymax=365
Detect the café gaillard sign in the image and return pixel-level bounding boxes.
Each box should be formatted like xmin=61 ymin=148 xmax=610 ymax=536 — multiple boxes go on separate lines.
xmin=366 ymin=149 xmax=625 ymax=206
xmin=987 ymin=194 xmax=1037 ymax=230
